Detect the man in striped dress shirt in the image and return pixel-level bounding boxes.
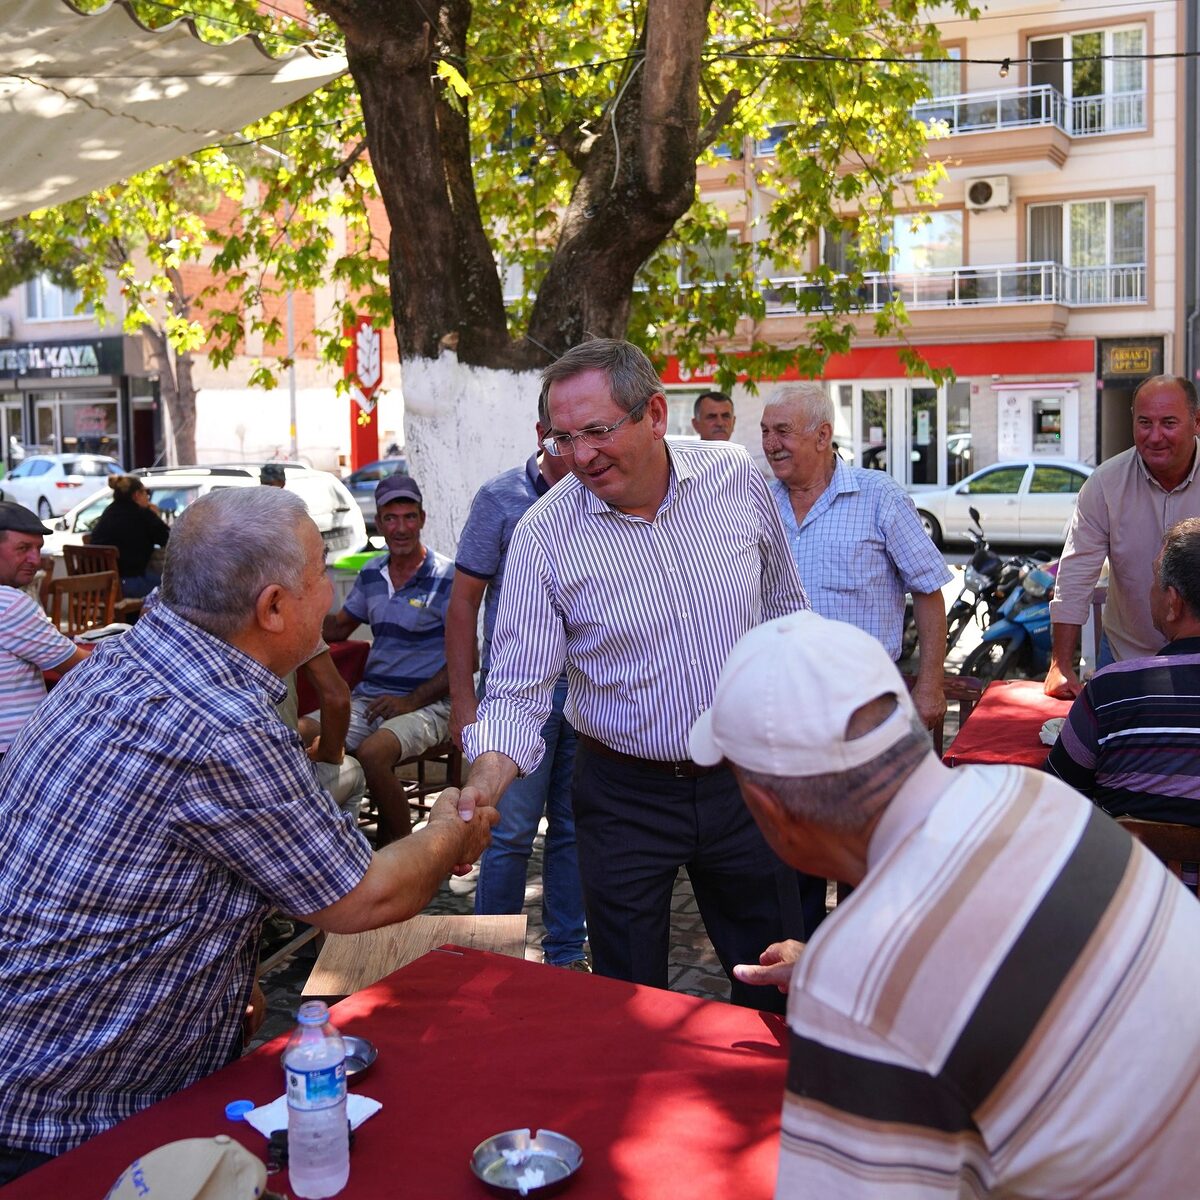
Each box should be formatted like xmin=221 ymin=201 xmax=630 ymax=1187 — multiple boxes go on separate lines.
xmin=1047 ymin=516 xmax=1200 ymax=823
xmin=692 ymin=611 xmax=1200 ymax=1197
xmin=459 ymin=339 xmax=808 ymax=1010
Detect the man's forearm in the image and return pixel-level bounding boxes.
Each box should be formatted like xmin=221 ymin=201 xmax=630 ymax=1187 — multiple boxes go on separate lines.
xmin=401 ymin=666 xmax=451 ymax=712
xmin=465 ymin=750 xmax=520 ymax=808
xmin=1051 ymin=622 xmax=1081 ymax=669
xmin=445 ymin=591 xmax=483 ymax=707
xmin=911 ymin=591 xmax=948 ymax=688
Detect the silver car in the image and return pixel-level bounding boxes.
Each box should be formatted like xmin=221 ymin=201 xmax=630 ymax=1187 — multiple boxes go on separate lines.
xmin=912 ymin=458 xmax=1093 ymax=548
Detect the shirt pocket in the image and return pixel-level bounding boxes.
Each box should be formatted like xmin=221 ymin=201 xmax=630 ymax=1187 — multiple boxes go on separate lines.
xmin=819 ymin=539 xmax=888 ymax=594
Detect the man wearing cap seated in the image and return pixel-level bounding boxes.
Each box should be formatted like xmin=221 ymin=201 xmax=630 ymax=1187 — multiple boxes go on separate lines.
xmin=321 ymin=474 xmax=455 ymax=844
xmin=1047 ymin=517 xmax=1200 ymax=825
xmin=0 ymin=501 xmax=90 ymax=767
xmin=0 ymin=487 xmax=495 ymax=1185
xmin=691 ymin=611 xmax=1200 ymax=1196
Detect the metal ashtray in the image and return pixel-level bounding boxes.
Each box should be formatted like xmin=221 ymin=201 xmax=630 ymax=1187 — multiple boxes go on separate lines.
xmin=470 ymin=1128 xmax=583 ymax=1196
xmin=342 ymin=1035 xmax=378 ymax=1084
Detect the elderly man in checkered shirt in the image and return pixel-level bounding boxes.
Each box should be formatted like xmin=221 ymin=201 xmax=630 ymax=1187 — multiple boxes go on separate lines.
xmin=0 ymin=487 xmax=496 ymax=1185
xmin=761 ymin=382 xmax=951 ymax=729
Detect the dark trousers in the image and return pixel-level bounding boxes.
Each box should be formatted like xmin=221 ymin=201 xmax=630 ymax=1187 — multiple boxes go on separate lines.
xmin=572 ymin=745 xmax=803 ymax=1014
xmin=0 ymin=1146 xmax=53 ymax=1186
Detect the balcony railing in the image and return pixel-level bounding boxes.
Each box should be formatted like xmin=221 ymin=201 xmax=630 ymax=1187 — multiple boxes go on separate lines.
xmin=912 ymin=85 xmax=1145 ymax=138
xmin=762 ymin=261 xmax=1146 ymax=314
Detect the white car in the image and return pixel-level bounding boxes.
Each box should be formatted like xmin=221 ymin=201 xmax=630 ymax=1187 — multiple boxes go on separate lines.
xmin=912 ymin=458 xmax=1094 ymax=548
xmin=0 ymin=453 xmax=123 ymax=518
xmin=44 ymin=463 xmax=368 ymax=561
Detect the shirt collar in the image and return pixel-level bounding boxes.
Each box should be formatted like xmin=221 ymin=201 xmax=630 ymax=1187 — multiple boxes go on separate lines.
xmin=1134 ymin=439 xmax=1200 ymax=493
xmin=152 ymin=600 xmax=288 ymax=702
xmin=578 ymin=440 xmax=682 ymax=518
xmin=526 ymin=454 xmax=550 ymax=497
xmin=866 ymin=751 xmax=956 ymax=870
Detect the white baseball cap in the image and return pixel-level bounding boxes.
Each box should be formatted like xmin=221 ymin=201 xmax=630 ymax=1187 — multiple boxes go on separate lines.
xmin=689 ymin=611 xmax=916 ymax=775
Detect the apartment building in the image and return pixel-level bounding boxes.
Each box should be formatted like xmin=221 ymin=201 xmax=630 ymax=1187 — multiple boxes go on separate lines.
xmin=670 ymin=0 xmax=1196 ymax=496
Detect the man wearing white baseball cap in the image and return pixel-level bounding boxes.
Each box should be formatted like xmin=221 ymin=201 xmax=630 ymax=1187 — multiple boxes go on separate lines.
xmin=690 ymin=611 xmax=1200 ymax=1197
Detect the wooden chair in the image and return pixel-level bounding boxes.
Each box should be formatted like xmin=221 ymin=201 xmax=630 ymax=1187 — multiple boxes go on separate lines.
xmin=64 ymin=542 xmax=144 ymax=620
xmin=1117 ymin=818 xmax=1200 ymax=885
xmin=902 ymin=672 xmax=986 ymax=758
xmin=47 ymin=571 xmax=117 ymax=636
xmin=358 ymin=741 xmax=464 ymax=838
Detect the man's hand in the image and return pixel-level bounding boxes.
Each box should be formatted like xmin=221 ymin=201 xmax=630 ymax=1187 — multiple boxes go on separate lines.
xmin=449 ymin=694 xmax=478 ymax=752
xmin=426 ymin=791 xmax=498 ymax=875
xmin=1044 ymin=661 xmax=1083 ymax=699
xmin=910 ymin=677 xmax=946 ymax=731
xmin=365 ymin=694 xmax=414 ymax=722
xmin=731 ymin=940 xmax=806 ymax=994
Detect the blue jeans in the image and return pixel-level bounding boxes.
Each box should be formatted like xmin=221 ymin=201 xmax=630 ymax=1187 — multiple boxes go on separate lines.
xmin=475 ymin=677 xmax=587 ymax=965
xmin=1097 ymin=631 xmax=1115 ymax=669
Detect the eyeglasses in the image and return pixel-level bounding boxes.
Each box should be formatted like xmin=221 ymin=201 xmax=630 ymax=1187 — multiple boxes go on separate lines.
xmin=542 ymin=399 xmax=649 ymax=458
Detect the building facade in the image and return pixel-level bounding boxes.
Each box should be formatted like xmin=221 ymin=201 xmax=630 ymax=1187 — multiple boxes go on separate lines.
xmin=670 ymin=0 xmax=1192 ymax=494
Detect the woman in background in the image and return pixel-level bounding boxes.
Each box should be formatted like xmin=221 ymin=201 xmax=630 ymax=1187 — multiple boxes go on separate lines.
xmin=88 ymin=475 xmax=170 ymax=599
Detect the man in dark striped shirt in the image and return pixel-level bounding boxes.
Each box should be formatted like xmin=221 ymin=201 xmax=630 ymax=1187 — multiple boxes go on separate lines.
xmin=459 ymin=339 xmax=808 ymax=1010
xmin=1047 ymin=517 xmax=1200 ymax=824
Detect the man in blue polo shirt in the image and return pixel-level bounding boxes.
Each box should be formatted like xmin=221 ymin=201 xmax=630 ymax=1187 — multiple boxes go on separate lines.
xmin=322 ymin=475 xmax=455 ymax=843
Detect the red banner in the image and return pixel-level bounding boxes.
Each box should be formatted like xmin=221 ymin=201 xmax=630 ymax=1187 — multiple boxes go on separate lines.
xmin=345 ymin=315 xmax=382 ymax=470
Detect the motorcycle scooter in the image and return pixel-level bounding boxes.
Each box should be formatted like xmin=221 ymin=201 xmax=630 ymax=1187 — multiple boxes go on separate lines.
xmin=960 ymin=561 xmax=1058 ymax=682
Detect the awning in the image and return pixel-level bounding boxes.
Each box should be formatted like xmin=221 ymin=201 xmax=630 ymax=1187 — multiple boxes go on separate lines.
xmin=0 ymin=0 xmax=348 ymax=220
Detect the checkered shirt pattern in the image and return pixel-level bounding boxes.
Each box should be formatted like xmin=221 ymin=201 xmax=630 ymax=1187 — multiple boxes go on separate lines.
xmin=771 ymin=460 xmax=951 ymax=660
xmin=0 ymin=602 xmax=372 ymax=1155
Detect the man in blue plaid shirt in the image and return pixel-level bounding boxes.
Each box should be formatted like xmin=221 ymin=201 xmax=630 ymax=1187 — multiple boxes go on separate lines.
xmin=0 ymin=487 xmax=496 ymax=1184
xmin=761 ymin=383 xmax=951 ymax=729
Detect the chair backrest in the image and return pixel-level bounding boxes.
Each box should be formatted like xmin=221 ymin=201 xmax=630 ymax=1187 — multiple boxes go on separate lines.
xmin=47 ymin=571 xmax=116 ymax=636
xmin=64 ymin=543 xmax=119 ymax=577
xmin=1117 ymin=818 xmax=1200 ymax=883
xmin=902 ymin=673 xmax=986 ymax=758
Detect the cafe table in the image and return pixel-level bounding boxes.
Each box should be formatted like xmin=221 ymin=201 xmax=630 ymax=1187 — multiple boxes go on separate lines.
xmin=943 ymin=678 xmax=1073 ymax=769
xmin=7 ymin=947 xmax=788 ymax=1199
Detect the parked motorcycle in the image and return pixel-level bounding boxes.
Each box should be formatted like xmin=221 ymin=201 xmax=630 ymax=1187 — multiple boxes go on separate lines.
xmin=899 ymin=507 xmax=1051 ymax=660
xmin=960 ymin=561 xmax=1058 ymax=681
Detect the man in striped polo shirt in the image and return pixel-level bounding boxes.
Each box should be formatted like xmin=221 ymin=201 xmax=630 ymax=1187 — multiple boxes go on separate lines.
xmin=0 ymin=502 xmax=89 ymax=765
xmin=322 ymin=474 xmax=455 ymax=844
xmin=1047 ymin=516 xmax=1200 ymax=824
xmin=458 ymin=339 xmax=807 ymax=1012
xmin=692 ymin=611 xmax=1200 ymax=1196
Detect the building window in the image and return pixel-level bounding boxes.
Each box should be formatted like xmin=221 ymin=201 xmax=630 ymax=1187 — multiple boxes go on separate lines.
xmin=1028 ymin=197 xmax=1145 ymax=303
xmin=1030 ymin=25 xmax=1145 ymax=135
xmin=24 ymin=275 xmax=92 ymax=321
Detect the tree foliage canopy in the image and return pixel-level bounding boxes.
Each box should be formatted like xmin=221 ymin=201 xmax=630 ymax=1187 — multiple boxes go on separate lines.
xmin=3 ymin=0 xmax=977 ymax=395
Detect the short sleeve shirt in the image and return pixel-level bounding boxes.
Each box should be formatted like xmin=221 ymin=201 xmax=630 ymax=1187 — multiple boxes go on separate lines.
xmin=0 ymin=585 xmax=77 ymax=752
xmin=343 ymin=547 xmax=455 ymax=698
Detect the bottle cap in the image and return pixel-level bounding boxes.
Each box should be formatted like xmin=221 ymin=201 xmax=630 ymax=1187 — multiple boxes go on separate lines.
xmin=224 ymin=1099 xmax=255 ymax=1121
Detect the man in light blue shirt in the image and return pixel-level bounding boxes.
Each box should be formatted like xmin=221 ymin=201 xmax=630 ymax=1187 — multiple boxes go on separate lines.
xmin=761 ymin=382 xmax=950 ymax=730
xmin=323 ymin=475 xmax=455 ymax=843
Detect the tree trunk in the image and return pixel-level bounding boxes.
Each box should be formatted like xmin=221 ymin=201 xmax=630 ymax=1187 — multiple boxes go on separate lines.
xmin=141 ymin=326 xmax=197 ymax=466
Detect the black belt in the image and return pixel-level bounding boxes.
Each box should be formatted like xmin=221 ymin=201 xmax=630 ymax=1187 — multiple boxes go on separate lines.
xmin=577 ymin=734 xmax=726 ymax=778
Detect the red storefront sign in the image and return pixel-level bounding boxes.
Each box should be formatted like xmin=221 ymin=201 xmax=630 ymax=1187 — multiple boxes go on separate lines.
xmin=660 ymin=339 xmax=1095 ymax=385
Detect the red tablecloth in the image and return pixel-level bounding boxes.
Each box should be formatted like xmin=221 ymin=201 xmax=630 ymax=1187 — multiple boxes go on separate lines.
xmin=297 ymin=639 xmax=370 ymax=714
xmin=8 ymin=948 xmax=788 ymax=1199
xmin=944 ymin=679 xmax=1073 ymax=769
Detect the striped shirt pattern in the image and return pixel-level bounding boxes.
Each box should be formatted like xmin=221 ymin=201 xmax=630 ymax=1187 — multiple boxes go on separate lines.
xmin=779 ymin=758 xmax=1200 ymax=1197
xmin=0 ymin=603 xmax=372 ymax=1155
xmin=343 ymin=546 xmax=454 ymax=698
xmin=771 ymin=461 xmax=951 ymax=661
xmin=1046 ymin=636 xmax=1200 ymax=824
xmin=0 ymin=586 xmax=77 ymax=753
xmin=464 ymin=439 xmax=808 ymax=771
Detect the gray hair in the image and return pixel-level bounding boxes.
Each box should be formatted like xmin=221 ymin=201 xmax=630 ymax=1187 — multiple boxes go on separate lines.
xmin=539 ymin=338 xmax=663 ymax=421
xmin=768 ymin=382 xmax=833 ymax=432
xmin=1158 ymin=517 xmax=1200 ymax=617
xmin=735 ymin=716 xmax=931 ymax=834
xmin=160 ymin=487 xmax=312 ymax=638
xmin=1132 ymin=374 xmax=1199 ymax=416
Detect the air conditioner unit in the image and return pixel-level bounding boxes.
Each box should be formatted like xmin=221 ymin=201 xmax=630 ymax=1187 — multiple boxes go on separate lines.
xmin=0 ymin=314 xmax=12 ymax=341
xmin=965 ymin=175 xmax=1010 ymax=212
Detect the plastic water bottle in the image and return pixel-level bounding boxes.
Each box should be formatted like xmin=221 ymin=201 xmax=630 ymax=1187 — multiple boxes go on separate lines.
xmin=284 ymin=1000 xmax=349 ymax=1198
